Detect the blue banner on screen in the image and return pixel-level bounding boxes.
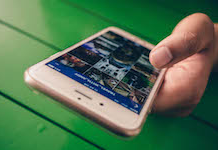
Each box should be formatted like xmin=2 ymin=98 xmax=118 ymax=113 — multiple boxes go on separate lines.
xmin=46 ymin=31 xmax=159 ymax=114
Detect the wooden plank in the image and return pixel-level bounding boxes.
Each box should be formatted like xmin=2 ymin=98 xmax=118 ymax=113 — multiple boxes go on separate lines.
xmin=0 ymin=0 xmax=218 ymax=149
xmin=0 ymin=95 xmax=99 ymax=150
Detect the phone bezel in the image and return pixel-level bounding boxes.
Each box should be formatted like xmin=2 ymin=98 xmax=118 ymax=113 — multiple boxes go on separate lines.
xmin=25 ymin=27 xmax=166 ymax=137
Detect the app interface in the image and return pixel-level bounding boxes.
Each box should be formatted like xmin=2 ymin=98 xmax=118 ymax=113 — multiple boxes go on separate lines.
xmin=46 ymin=31 xmax=159 ymax=114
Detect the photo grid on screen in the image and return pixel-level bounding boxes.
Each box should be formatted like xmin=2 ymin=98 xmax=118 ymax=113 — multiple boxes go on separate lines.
xmin=55 ymin=31 xmax=159 ymax=106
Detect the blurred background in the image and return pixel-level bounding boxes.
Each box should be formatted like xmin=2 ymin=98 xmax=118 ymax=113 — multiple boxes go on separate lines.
xmin=0 ymin=0 xmax=218 ymax=149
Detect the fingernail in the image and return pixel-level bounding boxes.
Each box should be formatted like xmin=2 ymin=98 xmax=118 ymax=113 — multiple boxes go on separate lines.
xmin=150 ymin=46 xmax=173 ymax=68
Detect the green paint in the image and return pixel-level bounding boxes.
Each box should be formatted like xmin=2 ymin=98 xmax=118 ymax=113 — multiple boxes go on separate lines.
xmin=37 ymin=124 xmax=47 ymax=133
xmin=0 ymin=95 xmax=99 ymax=150
xmin=0 ymin=0 xmax=218 ymax=149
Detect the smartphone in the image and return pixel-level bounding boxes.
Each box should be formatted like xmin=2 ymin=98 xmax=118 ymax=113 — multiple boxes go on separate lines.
xmin=24 ymin=27 xmax=165 ymax=137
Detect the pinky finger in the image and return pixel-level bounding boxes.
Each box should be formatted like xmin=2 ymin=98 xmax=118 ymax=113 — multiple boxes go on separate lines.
xmin=151 ymin=104 xmax=197 ymax=117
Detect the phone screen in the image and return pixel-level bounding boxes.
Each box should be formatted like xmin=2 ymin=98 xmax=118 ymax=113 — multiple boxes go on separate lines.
xmin=46 ymin=31 xmax=159 ymax=114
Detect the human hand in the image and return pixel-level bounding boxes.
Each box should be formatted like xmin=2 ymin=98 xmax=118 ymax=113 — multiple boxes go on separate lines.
xmin=149 ymin=13 xmax=218 ymax=117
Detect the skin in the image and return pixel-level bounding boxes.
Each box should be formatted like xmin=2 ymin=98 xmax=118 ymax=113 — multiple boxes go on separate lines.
xmin=149 ymin=13 xmax=218 ymax=117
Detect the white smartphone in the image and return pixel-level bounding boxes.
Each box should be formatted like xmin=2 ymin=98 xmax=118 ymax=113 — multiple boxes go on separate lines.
xmin=24 ymin=27 xmax=165 ymax=137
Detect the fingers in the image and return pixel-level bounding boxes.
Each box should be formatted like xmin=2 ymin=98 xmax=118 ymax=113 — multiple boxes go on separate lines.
xmin=151 ymin=50 xmax=213 ymax=117
xmin=149 ymin=13 xmax=215 ymax=117
xmin=149 ymin=13 xmax=214 ymax=69
xmin=152 ymin=104 xmax=196 ymax=117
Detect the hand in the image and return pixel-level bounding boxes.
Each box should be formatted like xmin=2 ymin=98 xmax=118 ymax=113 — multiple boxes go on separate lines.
xmin=149 ymin=13 xmax=218 ymax=117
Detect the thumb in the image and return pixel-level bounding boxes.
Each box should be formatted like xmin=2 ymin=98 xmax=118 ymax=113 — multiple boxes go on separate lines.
xmin=149 ymin=13 xmax=214 ymax=69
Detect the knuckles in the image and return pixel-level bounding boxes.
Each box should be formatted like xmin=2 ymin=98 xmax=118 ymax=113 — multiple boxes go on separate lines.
xmin=187 ymin=82 xmax=202 ymax=105
xmin=192 ymin=13 xmax=213 ymax=26
xmin=175 ymin=13 xmax=214 ymax=54
xmin=181 ymin=31 xmax=199 ymax=54
xmin=191 ymin=13 xmax=214 ymax=40
xmin=177 ymin=110 xmax=194 ymax=117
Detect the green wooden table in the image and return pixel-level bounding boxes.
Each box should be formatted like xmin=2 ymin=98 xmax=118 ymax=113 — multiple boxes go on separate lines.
xmin=0 ymin=0 xmax=218 ymax=149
